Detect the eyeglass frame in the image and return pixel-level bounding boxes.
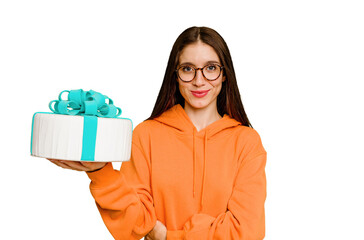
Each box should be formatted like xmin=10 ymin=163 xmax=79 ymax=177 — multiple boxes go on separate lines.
xmin=175 ymin=63 xmax=224 ymax=82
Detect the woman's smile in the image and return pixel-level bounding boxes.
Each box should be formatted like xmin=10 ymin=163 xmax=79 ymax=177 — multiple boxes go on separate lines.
xmin=191 ymin=89 xmax=210 ymax=98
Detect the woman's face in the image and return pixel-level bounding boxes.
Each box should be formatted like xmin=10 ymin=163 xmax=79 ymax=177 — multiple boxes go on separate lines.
xmin=177 ymin=41 xmax=225 ymax=112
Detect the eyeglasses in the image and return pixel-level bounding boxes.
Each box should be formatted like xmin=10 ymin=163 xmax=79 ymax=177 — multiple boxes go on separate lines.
xmin=175 ymin=63 xmax=224 ymax=82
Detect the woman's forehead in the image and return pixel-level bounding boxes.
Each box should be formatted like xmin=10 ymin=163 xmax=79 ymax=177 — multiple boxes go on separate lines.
xmin=179 ymin=42 xmax=220 ymax=65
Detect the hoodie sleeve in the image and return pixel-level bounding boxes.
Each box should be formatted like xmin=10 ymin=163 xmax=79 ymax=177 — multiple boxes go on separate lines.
xmin=86 ymin=123 xmax=156 ymax=240
xmin=167 ymin=130 xmax=267 ymax=240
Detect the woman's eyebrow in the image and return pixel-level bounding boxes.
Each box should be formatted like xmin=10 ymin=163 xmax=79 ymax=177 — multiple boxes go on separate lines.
xmin=179 ymin=60 xmax=221 ymax=66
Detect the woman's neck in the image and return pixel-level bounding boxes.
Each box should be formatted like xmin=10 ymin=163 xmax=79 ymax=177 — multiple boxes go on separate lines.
xmin=184 ymin=102 xmax=222 ymax=132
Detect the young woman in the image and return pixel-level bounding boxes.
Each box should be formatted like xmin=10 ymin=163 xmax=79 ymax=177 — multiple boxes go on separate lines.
xmin=49 ymin=26 xmax=267 ymax=240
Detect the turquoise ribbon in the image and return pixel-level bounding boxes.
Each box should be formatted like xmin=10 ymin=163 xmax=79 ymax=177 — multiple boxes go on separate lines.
xmin=81 ymin=115 xmax=98 ymax=161
xmin=49 ymin=89 xmax=122 ymax=118
xmin=48 ymin=89 xmax=122 ymax=161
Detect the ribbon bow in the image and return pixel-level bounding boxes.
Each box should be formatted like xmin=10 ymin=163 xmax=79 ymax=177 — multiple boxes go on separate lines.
xmin=49 ymin=89 xmax=122 ymax=118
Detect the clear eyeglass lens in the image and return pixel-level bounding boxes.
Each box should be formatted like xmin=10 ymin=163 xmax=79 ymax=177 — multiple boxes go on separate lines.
xmin=178 ymin=64 xmax=221 ymax=81
xmin=203 ymin=65 xmax=220 ymax=80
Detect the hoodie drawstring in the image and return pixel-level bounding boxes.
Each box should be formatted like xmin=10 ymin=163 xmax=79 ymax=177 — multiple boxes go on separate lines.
xmin=200 ymin=132 xmax=207 ymax=211
xmin=192 ymin=129 xmax=208 ymax=212
xmin=193 ymin=130 xmax=196 ymax=197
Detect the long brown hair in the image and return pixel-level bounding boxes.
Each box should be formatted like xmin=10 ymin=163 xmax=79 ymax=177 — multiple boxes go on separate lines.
xmin=147 ymin=26 xmax=253 ymax=128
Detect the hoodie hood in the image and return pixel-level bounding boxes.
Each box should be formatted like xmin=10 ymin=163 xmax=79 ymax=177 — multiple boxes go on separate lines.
xmin=153 ymin=104 xmax=241 ymax=211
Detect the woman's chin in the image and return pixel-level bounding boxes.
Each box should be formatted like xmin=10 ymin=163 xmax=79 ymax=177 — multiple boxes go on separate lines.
xmin=185 ymin=99 xmax=213 ymax=110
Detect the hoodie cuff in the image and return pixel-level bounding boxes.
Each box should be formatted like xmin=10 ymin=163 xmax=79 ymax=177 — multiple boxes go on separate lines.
xmin=167 ymin=230 xmax=185 ymax=239
xmin=86 ymin=162 xmax=120 ymax=188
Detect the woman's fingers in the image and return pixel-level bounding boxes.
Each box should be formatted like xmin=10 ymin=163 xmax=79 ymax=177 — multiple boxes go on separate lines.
xmin=47 ymin=159 xmax=86 ymax=171
xmin=145 ymin=234 xmax=154 ymax=240
xmin=61 ymin=160 xmax=90 ymax=171
xmin=47 ymin=158 xmax=106 ymax=172
xmin=79 ymin=161 xmax=107 ymax=171
xmin=48 ymin=159 xmax=69 ymax=169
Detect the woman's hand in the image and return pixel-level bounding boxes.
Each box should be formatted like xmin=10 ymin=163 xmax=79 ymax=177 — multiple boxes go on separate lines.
xmin=145 ymin=220 xmax=167 ymax=240
xmin=47 ymin=159 xmax=107 ymax=172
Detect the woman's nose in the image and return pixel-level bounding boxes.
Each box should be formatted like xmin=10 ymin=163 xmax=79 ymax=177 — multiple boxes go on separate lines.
xmin=192 ymin=69 xmax=206 ymax=86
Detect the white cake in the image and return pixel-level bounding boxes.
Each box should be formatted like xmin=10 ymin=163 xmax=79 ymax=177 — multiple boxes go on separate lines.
xmin=31 ymin=113 xmax=132 ymax=162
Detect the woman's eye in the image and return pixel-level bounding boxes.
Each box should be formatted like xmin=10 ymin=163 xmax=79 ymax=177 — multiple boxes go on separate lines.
xmin=206 ymin=65 xmax=217 ymax=71
xmin=182 ymin=66 xmax=193 ymax=72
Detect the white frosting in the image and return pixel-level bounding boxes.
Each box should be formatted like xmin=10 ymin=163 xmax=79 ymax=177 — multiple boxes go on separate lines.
xmin=31 ymin=113 xmax=132 ymax=162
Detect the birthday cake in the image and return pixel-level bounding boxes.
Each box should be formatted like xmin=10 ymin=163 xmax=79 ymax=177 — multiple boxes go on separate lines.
xmin=30 ymin=89 xmax=133 ymax=162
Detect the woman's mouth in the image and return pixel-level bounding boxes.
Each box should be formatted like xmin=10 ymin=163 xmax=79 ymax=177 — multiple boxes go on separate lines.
xmin=191 ymin=90 xmax=210 ymax=98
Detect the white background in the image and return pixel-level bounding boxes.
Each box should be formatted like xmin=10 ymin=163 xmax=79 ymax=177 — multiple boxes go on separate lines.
xmin=1 ymin=0 xmax=363 ymax=239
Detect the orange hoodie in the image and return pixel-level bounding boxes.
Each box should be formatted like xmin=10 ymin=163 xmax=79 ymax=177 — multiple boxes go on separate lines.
xmin=86 ymin=104 xmax=267 ymax=240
